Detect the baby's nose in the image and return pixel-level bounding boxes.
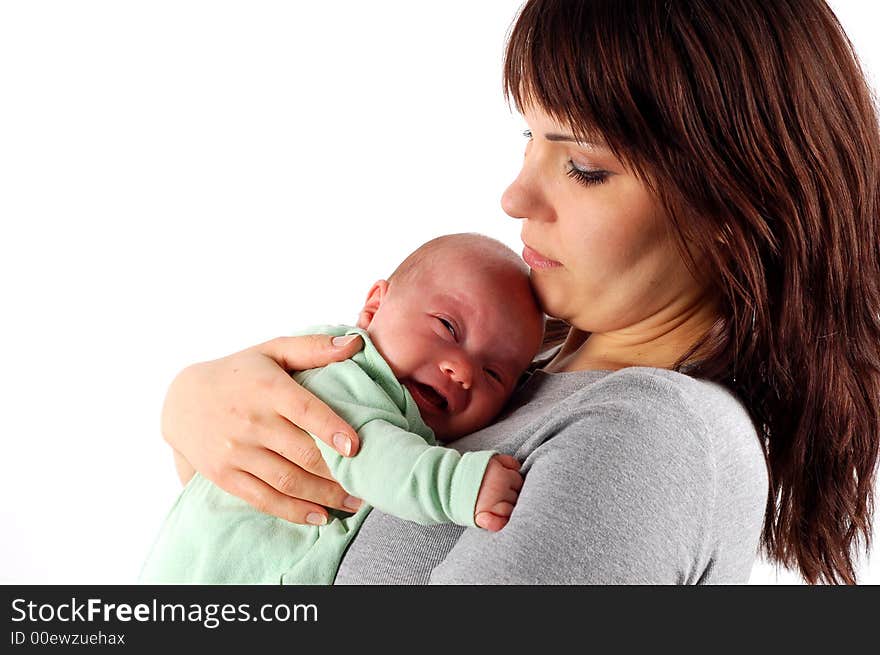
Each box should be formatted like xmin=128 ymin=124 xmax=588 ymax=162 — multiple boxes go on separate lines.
xmin=440 ymin=358 xmax=473 ymax=390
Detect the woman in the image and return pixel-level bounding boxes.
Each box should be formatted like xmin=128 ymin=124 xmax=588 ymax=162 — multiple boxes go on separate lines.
xmin=161 ymin=0 xmax=880 ymax=583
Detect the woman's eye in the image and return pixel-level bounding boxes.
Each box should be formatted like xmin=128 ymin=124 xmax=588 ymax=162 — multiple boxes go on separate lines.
xmin=521 ymin=129 xmax=533 ymax=157
xmin=566 ymin=161 xmax=610 ymax=188
xmin=437 ymin=317 xmax=457 ymax=339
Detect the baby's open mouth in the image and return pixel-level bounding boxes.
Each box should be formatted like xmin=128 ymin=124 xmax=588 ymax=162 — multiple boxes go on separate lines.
xmin=411 ymin=381 xmax=448 ymax=412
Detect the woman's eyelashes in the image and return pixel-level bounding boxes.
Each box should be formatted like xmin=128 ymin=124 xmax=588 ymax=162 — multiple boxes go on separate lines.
xmin=566 ymin=161 xmax=610 ymax=187
xmin=521 ymin=128 xmax=609 ymax=188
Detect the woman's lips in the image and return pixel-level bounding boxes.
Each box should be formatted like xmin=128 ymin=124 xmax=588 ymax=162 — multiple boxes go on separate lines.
xmin=522 ymin=244 xmax=563 ymax=269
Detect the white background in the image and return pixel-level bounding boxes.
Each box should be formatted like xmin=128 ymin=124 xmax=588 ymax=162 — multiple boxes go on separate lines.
xmin=1 ymin=1 xmax=877 ymax=584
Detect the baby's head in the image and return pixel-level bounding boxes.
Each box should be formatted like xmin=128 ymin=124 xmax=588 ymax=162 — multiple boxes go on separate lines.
xmin=356 ymin=233 xmax=545 ymax=441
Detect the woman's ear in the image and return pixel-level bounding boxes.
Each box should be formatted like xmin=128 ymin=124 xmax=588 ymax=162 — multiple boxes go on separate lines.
xmin=356 ymin=280 xmax=389 ymax=329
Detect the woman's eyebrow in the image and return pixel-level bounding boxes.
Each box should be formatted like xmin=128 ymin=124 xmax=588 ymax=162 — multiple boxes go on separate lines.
xmin=544 ymin=132 xmax=607 ymax=148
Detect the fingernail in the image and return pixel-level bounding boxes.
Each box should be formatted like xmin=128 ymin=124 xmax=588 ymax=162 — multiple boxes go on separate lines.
xmin=306 ymin=512 xmax=327 ymax=526
xmin=333 ymin=433 xmax=352 ymax=456
xmin=343 ymin=495 xmax=363 ymax=511
xmin=332 ymin=334 xmax=358 ymax=347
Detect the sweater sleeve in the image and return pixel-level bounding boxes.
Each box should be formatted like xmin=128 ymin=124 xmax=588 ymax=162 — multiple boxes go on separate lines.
xmin=296 ymin=362 xmax=495 ymax=528
xmin=428 ymin=375 xmax=718 ymax=584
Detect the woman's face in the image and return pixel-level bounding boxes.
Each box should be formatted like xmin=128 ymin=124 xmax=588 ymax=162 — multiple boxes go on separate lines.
xmin=501 ymin=105 xmax=709 ymax=334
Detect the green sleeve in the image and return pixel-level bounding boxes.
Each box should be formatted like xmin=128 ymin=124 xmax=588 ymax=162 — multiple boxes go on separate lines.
xmin=295 ymin=362 xmax=495 ymax=528
xmin=316 ymin=419 xmax=493 ymax=527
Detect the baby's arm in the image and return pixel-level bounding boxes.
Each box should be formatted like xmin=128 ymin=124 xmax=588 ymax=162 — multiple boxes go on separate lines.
xmin=316 ymin=418 xmax=520 ymax=529
xmin=297 ymin=358 xmax=520 ymax=529
xmin=473 ymin=454 xmax=522 ymax=531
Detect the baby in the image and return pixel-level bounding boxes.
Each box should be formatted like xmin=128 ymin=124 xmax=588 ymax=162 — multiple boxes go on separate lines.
xmin=140 ymin=233 xmax=545 ymax=584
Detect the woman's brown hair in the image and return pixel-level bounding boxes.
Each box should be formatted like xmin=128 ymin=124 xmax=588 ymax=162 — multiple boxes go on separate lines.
xmin=505 ymin=0 xmax=880 ymax=584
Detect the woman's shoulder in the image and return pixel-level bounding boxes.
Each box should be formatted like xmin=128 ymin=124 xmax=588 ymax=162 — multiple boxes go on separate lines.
xmin=588 ymin=365 xmax=747 ymax=412
xmin=512 ymin=366 xmax=768 ymax=583
xmin=561 ymin=366 xmax=757 ymax=442
xmin=536 ymin=365 xmax=767 ymax=491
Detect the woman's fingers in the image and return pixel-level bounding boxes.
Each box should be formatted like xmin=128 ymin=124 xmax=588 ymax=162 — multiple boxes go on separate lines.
xmin=259 ymin=334 xmax=363 ymax=456
xmin=268 ymin=363 xmax=361 ymax=457
xmin=223 ymin=469 xmax=334 ymax=526
xmin=243 ymin=446 xmax=362 ymax=514
xmin=160 ymin=333 xmax=368 ymax=521
xmin=259 ymin=414 xmax=335 ymax=480
xmin=259 ymin=333 xmax=363 ymax=373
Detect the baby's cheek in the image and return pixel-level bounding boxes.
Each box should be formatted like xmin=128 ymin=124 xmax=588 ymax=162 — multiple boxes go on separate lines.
xmin=473 ymin=394 xmax=505 ymax=429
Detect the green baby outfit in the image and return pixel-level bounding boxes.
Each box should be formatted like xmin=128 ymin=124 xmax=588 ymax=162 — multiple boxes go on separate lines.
xmin=139 ymin=325 xmax=495 ymax=584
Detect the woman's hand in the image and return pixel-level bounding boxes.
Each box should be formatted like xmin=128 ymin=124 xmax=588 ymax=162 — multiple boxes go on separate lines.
xmin=161 ymin=333 xmax=366 ymax=525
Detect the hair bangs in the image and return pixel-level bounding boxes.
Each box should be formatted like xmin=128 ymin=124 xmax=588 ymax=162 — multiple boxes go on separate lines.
xmin=503 ymin=0 xmax=663 ymax=185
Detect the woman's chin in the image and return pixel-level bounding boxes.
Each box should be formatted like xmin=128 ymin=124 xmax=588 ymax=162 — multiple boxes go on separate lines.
xmin=530 ymin=279 xmax=572 ymax=323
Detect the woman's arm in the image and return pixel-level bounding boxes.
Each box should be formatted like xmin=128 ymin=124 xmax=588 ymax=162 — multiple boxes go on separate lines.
xmin=428 ymin=381 xmax=718 ymax=584
xmin=161 ymin=333 xmax=366 ymax=525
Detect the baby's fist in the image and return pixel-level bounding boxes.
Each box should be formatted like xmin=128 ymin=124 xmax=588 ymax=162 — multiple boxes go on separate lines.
xmin=474 ymin=454 xmax=523 ymax=531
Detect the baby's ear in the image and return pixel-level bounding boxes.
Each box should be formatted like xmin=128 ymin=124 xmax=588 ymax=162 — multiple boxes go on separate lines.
xmin=356 ymin=280 xmax=389 ymax=329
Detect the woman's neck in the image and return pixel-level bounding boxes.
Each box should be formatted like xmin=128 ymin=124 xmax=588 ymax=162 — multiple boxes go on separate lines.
xmin=544 ymin=294 xmax=720 ymax=373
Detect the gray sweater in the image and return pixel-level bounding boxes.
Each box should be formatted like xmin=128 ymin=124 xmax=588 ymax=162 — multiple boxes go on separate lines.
xmin=334 ymin=365 xmax=769 ymax=584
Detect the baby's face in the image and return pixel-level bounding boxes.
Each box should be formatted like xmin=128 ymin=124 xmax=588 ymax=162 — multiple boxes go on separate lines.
xmin=360 ymin=248 xmax=544 ymax=440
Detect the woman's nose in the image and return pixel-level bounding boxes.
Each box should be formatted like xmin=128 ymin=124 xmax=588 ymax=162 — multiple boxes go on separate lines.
xmin=501 ymin=157 xmax=551 ymax=222
xmin=501 ymin=176 xmax=528 ymax=220
xmin=440 ymin=357 xmax=473 ymax=390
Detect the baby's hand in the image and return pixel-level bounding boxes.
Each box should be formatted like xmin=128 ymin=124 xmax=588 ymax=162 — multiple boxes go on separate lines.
xmin=474 ymin=454 xmax=523 ymax=532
